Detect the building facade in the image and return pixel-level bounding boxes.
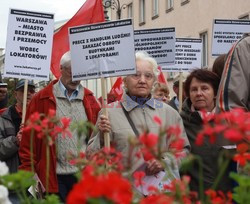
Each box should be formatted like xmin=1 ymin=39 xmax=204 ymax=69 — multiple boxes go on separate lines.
xmin=109 ymin=0 xmax=250 ymax=68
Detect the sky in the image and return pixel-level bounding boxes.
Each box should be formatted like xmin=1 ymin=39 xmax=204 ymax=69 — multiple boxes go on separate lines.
xmin=0 ymin=0 xmax=87 ymax=49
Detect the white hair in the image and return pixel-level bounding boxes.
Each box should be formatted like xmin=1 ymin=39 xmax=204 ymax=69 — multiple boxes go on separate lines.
xmin=135 ymin=51 xmax=159 ymax=77
xmin=123 ymin=52 xmax=159 ymax=93
xmin=60 ymin=51 xmax=71 ymax=68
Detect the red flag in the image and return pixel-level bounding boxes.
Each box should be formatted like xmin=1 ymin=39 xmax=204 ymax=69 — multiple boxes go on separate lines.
xmin=108 ymin=77 xmax=123 ymax=102
xmin=51 ymin=0 xmax=105 ymax=78
xmin=98 ymin=77 xmax=123 ymax=104
xmin=157 ymin=66 xmax=167 ymax=84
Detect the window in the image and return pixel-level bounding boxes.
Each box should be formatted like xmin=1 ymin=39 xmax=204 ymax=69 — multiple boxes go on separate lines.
xmin=200 ymin=32 xmax=208 ymax=67
xmin=127 ymin=3 xmax=133 ymax=18
xmin=166 ymin=0 xmax=174 ymax=10
xmin=139 ymin=0 xmax=145 ymax=24
xmin=181 ymin=0 xmax=190 ymax=6
xmin=152 ymin=0 xmax=159 ymax=17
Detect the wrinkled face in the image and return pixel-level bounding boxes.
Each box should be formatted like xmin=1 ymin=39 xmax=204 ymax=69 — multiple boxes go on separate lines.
xmin=153 ymin=89 xmax=169 ymax=103
xmin=189 ymin=78 xmax=215 ymax=112
xmin=15 ymin=86 xmax=36 ymax=106
xmin=124 ymin=59 xmax=155 ymax=98
xmin=60 ymin=65 xmax=80 ymax=94
xmin=0 ymin=87 xmax=7 ymax=101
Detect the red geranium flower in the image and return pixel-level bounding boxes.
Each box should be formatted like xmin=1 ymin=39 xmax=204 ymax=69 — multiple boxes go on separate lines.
xmin=67 ymin=168 xmax=133 ymax=204
xmin=224 ymin=129 xmax=243 ymax=142
xmin=233 ymin=153 xmax=250 ymax=166
xmin=205 ymin=189 xmax=233 ymax=204
xmin=140 ymin=194 xmax=174 ymax=204
xmin=133 ymin=171 xmax=145 ymax=187
xmin=153 ymin=115 xmax=162 ymax=126
xmin=139 ymin=132 xmax=158 ymax=148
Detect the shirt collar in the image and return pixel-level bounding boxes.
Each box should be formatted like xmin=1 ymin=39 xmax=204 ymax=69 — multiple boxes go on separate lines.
xmin=121 ymin=92 xmax=156 ymax=112
xmin=58 ymin=80 xmax=82 ymax=101
xmin=174 ymin=96 xmax=179 ymax=108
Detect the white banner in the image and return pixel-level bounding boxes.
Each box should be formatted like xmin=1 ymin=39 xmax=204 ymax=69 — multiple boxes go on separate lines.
xmin=164 ymin=38 xmax=202 ymax=72
xmin=134 ymin=28 xmax=175 ymax=66
xmin=212 ymin=19 xmax=250 ymax=56
xmin=4 ymin=9 xmax=54 ymax=80
xmin=69 ymin=19 xmax=136 ymax=80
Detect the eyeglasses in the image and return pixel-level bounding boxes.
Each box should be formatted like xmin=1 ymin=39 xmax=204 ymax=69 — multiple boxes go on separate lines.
xmin=130 ymin=72 xmax=154 ymax=81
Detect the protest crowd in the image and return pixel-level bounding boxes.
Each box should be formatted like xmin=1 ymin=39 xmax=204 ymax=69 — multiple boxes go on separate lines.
xmin=0 ymin=0 xmax=249 ymax=204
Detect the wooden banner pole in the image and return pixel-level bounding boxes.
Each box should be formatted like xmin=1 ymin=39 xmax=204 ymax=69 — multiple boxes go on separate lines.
xmin=178 ymin=72 xmax=183 ymax=113
xmin=21 ymin=79 xmax=28 ymax=124
xmin=101 ymin=77 xmax=110 ymax=148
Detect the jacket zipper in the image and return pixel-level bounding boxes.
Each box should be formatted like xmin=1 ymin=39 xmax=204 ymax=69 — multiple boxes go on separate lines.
xmin=142 ymin=107 xmax=148 ymax=129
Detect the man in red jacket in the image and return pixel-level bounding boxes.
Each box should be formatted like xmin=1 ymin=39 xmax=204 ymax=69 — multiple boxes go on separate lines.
xmin=19 ymin=51 xmax=101 ymax=201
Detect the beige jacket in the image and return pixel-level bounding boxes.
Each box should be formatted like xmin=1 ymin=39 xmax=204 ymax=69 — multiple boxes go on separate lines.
xmin=87 ymin=93 xmax=190 ymax=174
xmin=216 ymin=33 xmax=250 ymax=112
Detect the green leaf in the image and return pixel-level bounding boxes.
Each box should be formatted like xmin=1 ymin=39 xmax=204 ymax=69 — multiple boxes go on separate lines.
xmin=230 ymin=172 xmax=250 ymax=203
xmin=87 ymin=197 xmax=113 ymax=204
xmin=179 ymin=154 xmax=196 ymax=173
xmin=0 ymin=170 xmax=35 ymax=191
xmin=31 ymin=194 xmax=60 ymax=204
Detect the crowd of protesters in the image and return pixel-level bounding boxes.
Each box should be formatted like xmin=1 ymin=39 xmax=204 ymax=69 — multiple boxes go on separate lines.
xmin=0 ymin=32 xmax=249 ymax=203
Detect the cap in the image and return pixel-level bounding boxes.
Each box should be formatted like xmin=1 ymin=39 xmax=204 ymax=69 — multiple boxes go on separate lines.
xmin=16 ymin=79 xmax=35 ymax=90
xmin=0 ymin=82 xmax=7 ymax=87
xmin=173 ymin=72 xmax=189 ymax=86
xmin=0 ymin=76 xmax=7 ymax=87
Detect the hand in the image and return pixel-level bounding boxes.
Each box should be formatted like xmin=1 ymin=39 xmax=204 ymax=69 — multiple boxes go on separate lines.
xmin=145 ymin=159 xmax=164 ymax=176
xmin=98 ymin=115 xmax=111 ymax=134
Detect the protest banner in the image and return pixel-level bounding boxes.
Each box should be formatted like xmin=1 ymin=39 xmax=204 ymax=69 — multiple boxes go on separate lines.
xmin=164 ymin=38 xmax=202 ymax=72
xmin=134 ymin=28 xmax=175 ymax=67
xmin=4 ymin=9 xmax=54 ymax=81
xmin=212 ymin=19 xmax=250 ymax=56
xmin=69 ymin=19 xmax=136 ymax=81
xmin=69 ymin=19 xmax=136 ymax=148
xmin=4 ymin=8 xmax=54 ymax=122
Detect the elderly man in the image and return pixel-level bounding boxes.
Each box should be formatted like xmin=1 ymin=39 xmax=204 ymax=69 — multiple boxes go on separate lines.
xmin=19 ymin=52 xmax=101 ymax=201
xmin=0 ymin=79 xmax=36 ymax=203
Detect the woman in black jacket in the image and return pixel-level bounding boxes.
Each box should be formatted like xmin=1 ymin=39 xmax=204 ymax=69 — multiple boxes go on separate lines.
xmin=180 ymin=69 xmax=233 ymax=195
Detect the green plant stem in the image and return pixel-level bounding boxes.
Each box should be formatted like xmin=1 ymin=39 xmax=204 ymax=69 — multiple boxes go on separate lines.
xmin=211 ymin=157 xmax=230 ymax=190
xmin=20 ymin=188 xmax=30 ymax=204
xmin=30 ymin=129 xmax=37 ymax=199
xmin=196 ymin=156 xmax=205 ymax=203
xmin=46 ymin=141 xmax=50 ymax=194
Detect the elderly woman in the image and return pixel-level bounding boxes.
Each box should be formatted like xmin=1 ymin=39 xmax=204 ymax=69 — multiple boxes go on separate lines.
xmin=180 ymin=69 xmax=232 ymax=193
xmin=153 ymin=82 xmax=170 ymax=103
xmin=87 ymin=52 xmax=190 ymax=193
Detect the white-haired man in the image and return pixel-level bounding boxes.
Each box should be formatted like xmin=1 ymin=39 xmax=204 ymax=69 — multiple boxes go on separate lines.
xmin=19 ymin=52 xmax=101 ymax=201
